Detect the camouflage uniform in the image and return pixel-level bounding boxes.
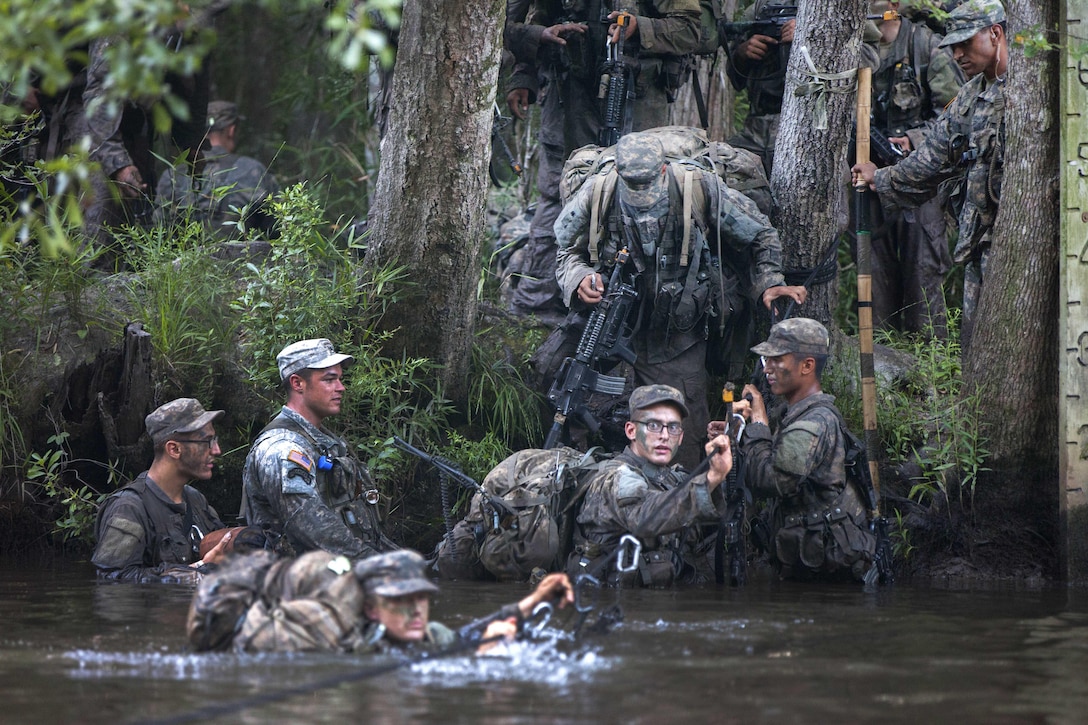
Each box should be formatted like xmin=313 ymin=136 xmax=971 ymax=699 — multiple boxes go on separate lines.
xmin=741 ymin=320 xmax=875 ymax=581
xmin=242 ymin=406 xmax=394 ymax=559
xmin=867 ymin=12 xmax=964 ymax=337
xmin=504 ymin=0 xmax=702 ymax=319
xmin=555 ymin=132 xmax=788 ymax=467
xmin=155 ymin=143 xmax=279 ymax=238
xmin=871 ymin=1 xmax=1006 ymax=345
xmin=725 ymin=0 xmax=794 ymax=176
xmin=570 ymin=447 xmax=724 ymax=587
xmin=92 ymin=471 xmax=224 ymax=583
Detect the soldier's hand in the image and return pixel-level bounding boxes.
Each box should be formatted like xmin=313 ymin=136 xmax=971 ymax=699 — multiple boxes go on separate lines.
xmin=889 ymin=135 xmax=912 ymax=153
xmin=740 ymin=384 xmax=769 ymax=425
xmin=762 ymin=285 xmax=806 ymax=309
xmin=507 ymin=88 xmax=530 ymax=120
xmin=113 ymin=164 xmax=146 ymax=199
xmin=705 ymin=434 xmax=733 ymax=488
xmin=577 ymin=272 xmax=604 ymax=305
xmin=518 ymin=573 xmax=574 ymax=617
xmin=607 ymin=11 xmax=637 ymax=44
xmin=851 ymin=161 xmax=878 ymax=190
xmin=706 ymin=420 xmax=728 ymax=439
xmin=542 ymin=22 xmax=587 ymax=46
xmin=737 ymin=33 xmax=777 ymax=61
xmin=197 ymin=530 xmax=232 ymax=566
xmin=779 ymin=18 xmax=796 ymax=44
xmin=477 ymin=617 xmax=518 ymax=653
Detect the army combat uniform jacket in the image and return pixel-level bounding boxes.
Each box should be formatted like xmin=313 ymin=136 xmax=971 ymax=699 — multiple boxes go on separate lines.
xmin=155 ymin=143 xmax=279 ymax=237
xmin=743 ymin=393 xmax=874 ymax=581
xmin=873 ymin=71 xmax=1005 ymax=267
xmin=92 ymin=471 xmax=224 ymax=583
xmin=242 ymin=406 xmax=393 ymax=559
xmin=570 ymin=447 xmax=724 ymax=587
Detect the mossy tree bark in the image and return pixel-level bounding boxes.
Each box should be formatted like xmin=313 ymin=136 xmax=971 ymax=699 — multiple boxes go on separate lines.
xmin=363 ymin=0 xmax=505 ymax=402
xmin=769 ymin=0 xmax=868 ymax=328
xmin=963 ymin=0 xmax=1059 ymax=474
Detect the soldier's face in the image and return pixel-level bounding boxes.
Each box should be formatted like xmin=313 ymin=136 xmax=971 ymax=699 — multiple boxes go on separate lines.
xmin=366 ymin=592 xmax=431 ymax=643
xmin=625 ymin=403 xmax=684 ymax=466
xmin=951 ymin=26 xmax=1000 ymax=79
xmin=296 ymin=365 xmax=346 ymax=420
xmin=172 ymin=422 xmax=220 ymax=480
xmin=763 ymin=353 xmax=801 ymax=398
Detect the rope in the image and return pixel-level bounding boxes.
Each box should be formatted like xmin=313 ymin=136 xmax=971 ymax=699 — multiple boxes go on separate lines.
xmin=792 ymin=46 xmax=859 ymax=131
xmin=134 ymin=634 xmax=506 ymax=725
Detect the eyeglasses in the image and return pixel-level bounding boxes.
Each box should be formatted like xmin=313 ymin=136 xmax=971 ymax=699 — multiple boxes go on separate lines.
xmin=634 ymin=419 xmax=683 ymax=436
xmin=174 ymin=435 xmax=219 ymax=448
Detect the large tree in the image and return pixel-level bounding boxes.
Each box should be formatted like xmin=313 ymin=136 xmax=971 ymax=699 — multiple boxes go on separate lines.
xmin=770 ymin=0 xmax=869 ymax=327
xmin=960 ymin=0 xmax=1060 ymax=553
xmin=363 ymin=0 xmax=505 ymax=401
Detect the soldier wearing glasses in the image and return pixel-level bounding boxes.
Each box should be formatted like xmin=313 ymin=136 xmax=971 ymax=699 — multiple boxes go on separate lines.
xmin=242 ymin=339 xmax=397 ymax=559
xmin=567 ymin=385 xmax=732 ymax=587
xmin=93 ymin=398 xmax=231 ymax=583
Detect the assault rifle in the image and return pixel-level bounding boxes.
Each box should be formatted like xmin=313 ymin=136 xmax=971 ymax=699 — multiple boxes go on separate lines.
xmin=849 ymin=437 xmax=895 ymax=587
xmin=392 ymin=436 xmax=513 ymax=530
xmin=714 ymin=383 xmax=750 ymax=586
xmin=597 ymin=12 xmax=632 ymax=147
xmin=869 ymin=122 xmax=908 ymax=167
xmin=719 ymin=4 xmax=797 ymax=42
xmin=544 ymin=249 xmax=639 ymax=449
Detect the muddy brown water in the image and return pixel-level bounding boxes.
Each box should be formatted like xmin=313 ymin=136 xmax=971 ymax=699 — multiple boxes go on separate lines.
xmin=3 ymin=557 xmax=1088 ymax=724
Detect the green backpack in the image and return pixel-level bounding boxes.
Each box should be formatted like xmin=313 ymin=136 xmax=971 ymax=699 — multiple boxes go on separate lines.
xmin=436 ymin=447 xmax=604 ymax=582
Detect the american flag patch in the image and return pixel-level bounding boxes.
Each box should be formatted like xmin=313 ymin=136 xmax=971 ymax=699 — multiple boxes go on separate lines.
xmin=287 ymin=450 xmax=312 ymax=472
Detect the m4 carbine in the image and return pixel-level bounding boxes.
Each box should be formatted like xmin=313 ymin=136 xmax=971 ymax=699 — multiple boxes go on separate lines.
xmin=719 ymin=4 xmax=797 ymax=43
xmin=544 ymin=249 xmax=638 ymax=449
xmin=597 ymin=13 xmax=632 ymax=147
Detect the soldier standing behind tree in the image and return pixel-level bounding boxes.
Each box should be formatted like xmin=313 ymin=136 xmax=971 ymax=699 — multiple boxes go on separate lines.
xmin=864 ymin=0 xmax=965 ymax=338
xmin=853 ymin=0 xmax=1007 ymax=349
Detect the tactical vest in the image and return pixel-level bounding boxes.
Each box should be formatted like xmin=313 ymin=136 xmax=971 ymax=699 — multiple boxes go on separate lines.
xmin=255 ymin=414 xmax=386 ymax=551
xmin=600 ymin=166 xmax=725 ymax=361
xmin=873 ymin=20 xmax=931 ymax=137
xmin=102 ymin=472 xmax=221 ymax=566
xmin=947 ymin=75 xmax=1005 ymax=261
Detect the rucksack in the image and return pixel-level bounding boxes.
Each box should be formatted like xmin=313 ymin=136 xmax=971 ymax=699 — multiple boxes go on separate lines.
xmin=436 ymin=447 xmax=605 ymax=582
xmin=559 ymin=125 xmax=772 ymax=266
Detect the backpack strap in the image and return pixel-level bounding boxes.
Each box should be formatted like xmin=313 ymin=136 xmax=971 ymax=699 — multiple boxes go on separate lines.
xmin=588 ymin=172 xmax=618 ymax=266
xmin=681 ymin=167 xmax=694 ymax=267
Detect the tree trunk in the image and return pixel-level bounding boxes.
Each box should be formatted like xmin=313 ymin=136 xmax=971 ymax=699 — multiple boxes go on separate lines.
xmin=769 ymin=0 xmax=868 ymax=328
xmin=363 ymin=0 xmax=505 ymax=402
xmin=963 ymin=0 xmax=1059 ymax=472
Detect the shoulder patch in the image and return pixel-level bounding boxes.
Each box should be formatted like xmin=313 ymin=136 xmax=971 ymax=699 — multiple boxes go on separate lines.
xmin=287 ymin=450 xmax=313 ymax=472
xmin=614 ymin=465 xmax=650 ymax=505
xmin=774 ymin=421 xmax=822 ymax=477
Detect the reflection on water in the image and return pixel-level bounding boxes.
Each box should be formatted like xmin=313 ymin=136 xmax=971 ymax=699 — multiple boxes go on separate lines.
xmin=3 ymin=557 xmax=1088 ymax=724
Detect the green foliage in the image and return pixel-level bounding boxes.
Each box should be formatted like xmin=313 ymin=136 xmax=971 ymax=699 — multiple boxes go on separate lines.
xmin=1012 ymin=26 xmax=1059 ymax=59
xmin=874 ymin=313 xmax=991 ymax=516
xmin=440 ymin=430 xmax=511 ymax=489
xmin=26 ymin=432 xmax=115 ymax=545
xmin=891 ymin=509 xmax=915 ymax=561
xmin=468 ymin=332 xmax=544 ymax=448
xmin=232 ymin=182 xmax=450 ymax=479
xmin=120 ymin=221 xmax=239 ymax=402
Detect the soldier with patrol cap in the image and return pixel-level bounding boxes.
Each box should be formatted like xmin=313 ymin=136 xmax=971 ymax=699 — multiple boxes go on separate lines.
xmin=729 ymin=319 xmax=876 ymax=582
xmin=155 ymin=99 xmax=279 ymax=238
xmin=555 ymin=131 xmax=806 ymax=468
xmin=93 ymin=397 xmax=232 ymax=583
xmin=242 ymin=338 xmax=397 ymax=559
xmin=853 ymin=0 xmax=1008 ymax=348
xmin=189 ymin=548 xmax=575 ymax=654
xmin=568 ymin=384 xmax=733 ymax=587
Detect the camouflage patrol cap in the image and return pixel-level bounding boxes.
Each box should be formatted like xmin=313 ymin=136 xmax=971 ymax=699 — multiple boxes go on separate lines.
xmin=145 ymin=398 xmax=224 ymax=445
xmin=353 ymin=550 xmax=440 ymax=598
xmin=615 ymin=133 xmax=668 ymax=209
xmin=751 ymin=318 xmax=830 ymax=358
xmin=207 ymin=100 xmax=244 ymax=132
xmin=938 ymin=0 xmax=1006 ymax=47
xmin=628 ymin=384 xmax=690 ymax=420
xmin=277 ymin=338 xmax=355 ymax=381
